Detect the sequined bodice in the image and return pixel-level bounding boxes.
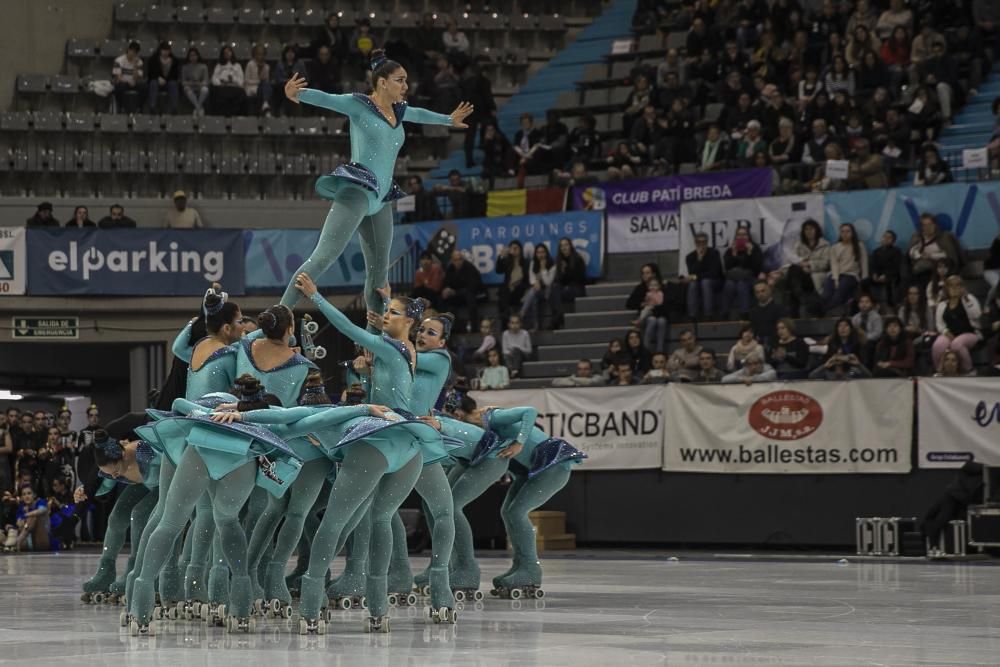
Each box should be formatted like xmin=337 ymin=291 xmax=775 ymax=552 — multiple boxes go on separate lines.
xmin=344 ymin=93 xmax=408 ymax=200
xmin=369 ymin=334 xmax=416 ymax=412
xmin=237 ymin=338 xmax=317 ymax=407
xmin=412 ymin=350 xmax=451 ymax=416
xmin=186 ymin=342 xmax=237 ymax=401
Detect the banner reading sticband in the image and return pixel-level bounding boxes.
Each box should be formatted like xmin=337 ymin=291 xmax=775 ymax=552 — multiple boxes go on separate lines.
xmin=917 ymin=377 xmax=1000 ymax=468
xmin=663 ymin=380 xmax=911 ymax=473
xmin=471 ymin=386 xmax=663 ymax=470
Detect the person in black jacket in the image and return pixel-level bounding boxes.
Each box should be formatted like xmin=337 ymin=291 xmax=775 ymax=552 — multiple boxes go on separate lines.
xmin=626 ymin=263 xmax=663 ymax=313
xmin=480 ymin=123 xmax=515 ymax=187
xmin=865 ymin=230 xmax=904 ymax=309
xmin=749 ymin=281 xmax=787 ymax=347
xmin=146 ymin=41 xmax=179 ymax=114
xmin=683 ymin=232 xmax=723 ymax=320
xmin=721 ymin=228 xmax=763 ymax=318
xmin=922 ymin=461 xmax=983 ymax=552
xmin=442 ymin=249 xmax=485 ymax=331
xmin=460 ymin=63 xmax=496 ymax=168
xmin=26 ymin=202 xmax=58 ymax=227
xmin=550 ymin=237 xmax=587 ymax=330
xmin=311 ymin=12 xmax=349 ymax=60
xmin=766 ymin=318 xmax=811 ymax=379
xmin=495 ymin=240 xmax=529 ymax=323
xmin=97 ymin=204 xmax=137 ymax=229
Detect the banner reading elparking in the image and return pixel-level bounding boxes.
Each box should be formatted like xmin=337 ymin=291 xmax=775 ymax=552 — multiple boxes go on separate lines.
xmin=27 ymin=229 xmax=245 ymax=295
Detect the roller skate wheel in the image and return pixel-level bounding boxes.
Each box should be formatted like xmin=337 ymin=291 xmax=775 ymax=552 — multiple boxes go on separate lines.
xmin=473 ymin=590 xmax=485 ymax=602
xmin=147 ymin=621 xmax=156 ymax=637
xmin=303 ymin=320 xmax=319 ymax=335
xmin=119 ymin=611 xmax=128 ymax=627
xmin=80 ymin=593 xmax=91 ymax=603
xmin=129 ymin=620 xmax=138 ymax=636
xmin=338 ymin=597 xmax=351 ymax=610
xmin=533 ymin=588 xmax=545 ymax=599
xmin=298 ymin=619 xmax=308 ymax=635
xmin=405 ymin=593 xmax=418 ymax=606
xmin=420 ymin=585 xmax=430 ymax=596
xmin=166 ymin=606 xmax=179 ymax=620
xmin=317 ymin=620 xmax=326 ymax=635
xmin=387 ymin=593 xmax=398 ymax=607
xmin=281 ymin=605 xmax=292 ymax=619
xmin=454 ymin=590 xmax=466 ymax=603
xmin=151 ymin=606 xmax=162 ymax=620
xmin=93 ymin=593 xmax=106 ymax=604
xmin=269 ymin=599 xmax=282 ymax=614
xmin=199 ymin=604 xmax=208 ymax=621
xmin=360 ymin=596 xmax=368 ymax=610
xmin=509 ymin=588 xmax=522 ymax=600
xmin=325 ymin=608 xmax=336 ymax=622
xmin=313 ymin=347 xmax=327 ymax=360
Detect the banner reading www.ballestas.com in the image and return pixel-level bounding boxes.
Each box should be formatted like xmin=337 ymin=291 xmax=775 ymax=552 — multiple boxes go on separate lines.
xmin=663 ymin=380 xmax=912 ymax=474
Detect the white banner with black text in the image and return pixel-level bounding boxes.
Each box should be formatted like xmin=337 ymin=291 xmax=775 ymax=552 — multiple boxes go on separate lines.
xmin=470 ymin=386 xmax=664 ymax=470
xmin=662 ymin=380 xmax=912 ymax=473
xmin=917 ymin=378 xmax=1000 ymax=468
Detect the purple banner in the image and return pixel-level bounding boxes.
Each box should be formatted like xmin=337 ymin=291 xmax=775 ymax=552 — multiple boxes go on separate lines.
xmin=572 ymin=169 xmax=773 ymax=252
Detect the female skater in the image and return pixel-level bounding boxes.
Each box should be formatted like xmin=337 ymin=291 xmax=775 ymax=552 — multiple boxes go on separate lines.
xmin=279 ymin=50 xmax=473 ymax=313
xmin=290 ymin=271 xmax=451 ymax=633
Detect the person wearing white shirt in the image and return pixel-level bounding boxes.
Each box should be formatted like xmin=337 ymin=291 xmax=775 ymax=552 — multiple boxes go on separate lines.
xmin=520 ymin=244 xmax=557 ymax=330
xmin=244 ymin=44 xmax=273 ymax=114
xmin=501 ymin=315 xmax=533 ymax=379
xmin=721 ymin=353 xmax=778 ymax=384
xmin=211 ymin=45 xmax=246 ymax=116
xmin=442 ymin=20 xmax=470 ymax=53
xmin=112 ymin=41 xmax=146 ymax=114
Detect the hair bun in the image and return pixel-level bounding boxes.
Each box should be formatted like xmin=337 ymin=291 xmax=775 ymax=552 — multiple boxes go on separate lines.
xmin=369 ymin=48 xmax=388 ymax=70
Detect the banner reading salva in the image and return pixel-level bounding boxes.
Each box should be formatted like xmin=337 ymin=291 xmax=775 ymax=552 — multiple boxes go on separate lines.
xmin=471 ymin=386 xmax=663 ymax=470
xmin=663 ymin=380 xmax=911 ymax=473
xmin=917 ymin=377 xmax=1000 ymax=468
xmin=571 ymin=169 xmax=772 ymax=252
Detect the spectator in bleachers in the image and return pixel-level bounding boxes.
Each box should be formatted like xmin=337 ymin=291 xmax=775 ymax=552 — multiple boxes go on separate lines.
xmin=935 ymin=349 xmax=966 ymax=377
xmin=656 ymin=71 xmax=691 ymax=111
xmin=625 ymin=329 xmax=653 ymax=374
xmin=824 ymin=222 xmax=867 ymax=311
xmin=601 ymin=337 xmax=625 ymax=382
xmin=182 ymin=47 xmax=210 ymax=118
xmin=658 ymin=47 xmax=687 ymax=87
xmin=634 ymin=277 xmax=667 ymax=351
xmin=908 ymin=213 xmax=962 ymax=289
xmin=872 ymin=316 xmax=916 ymax=377
xmin=565 ymin=115 xmax=601 ymax=169
xmin=307 ymin=45 xmax=342 ymax=96
xmin=6 ymin=484 xmax=49 ymax=552
xmin=413 ymin=13 xmax=445 ymax=67
xmin=907 ymin=85 xmax=942 ymax=143
xmin=468 ymin=318 xmax=497 ymax=365
xmin=631 ymin=106 xmax=662 ymax=166
xmin=401 ymin=176 xmax=442 ymax=223
xmin=686 ymin=17 xmax=718 ymax=64
xmin=501 ymin=315 xmax=532 ymax=379
xmin=245 ymin=45 xmax=274 ymax=116
xmin=876 ymin=0 xmax=914 ymax=39
xmin=26 ymin=202 xmax=58 ymax=228
xmin=312 ymin=13 xmax=349 ymax=61
xmin=798 ymin=66 xmax=824 ymax=110
xmin=722 ymin=351 xmax=777 ymax=384
xmin=984 ymin=289 xmax=1000 ymax=375
xmin=667 ymin=330 xmax=703 ymax=381
xmin=627 ymin=263 xmax=660 ymax=311
xmin=432 ymin=56 xmax=461 ymax=114
xmin=864 ymin=230 xmax=904 ymax=309
xmin=66 ymin=205 xmax=96 ymax=228
xmin=535 ymin=110 xmax=570 ymax=174
xmin=809 ymin=317 xmax=872 ymax=379
xmin=112 ymin=40 xmax=145 ymax=114
xmin=146 ymin=41 xmax=179 ymax=115
xmin=719 ymin=75 xmax=753 ymax=119
xmin=768 ymin=117 xmax=801 ymax=173
xmin=984 ymin=232 xmax=1000 ymax=299
xmin=919 ymin=41 xmax=959 ymax=125
xmin=211 ymin=46 xmax=246 ymax=116
xmin=727 ymin=323 xmax=762 ymax=372
xmin=606 ymin=141 xmax=642 ymax=180
xmin=913 ymin=144 xmax=952 ymax=186
xmin=749 ymin=281 xmax=786 ymax=347
xmin=910 ymin=19 xmax=945 ymax=68
xmin=521 ymin=244 xmax=556 ymax=331
xmin=643 ymin=352 xmax=670 ymax=384
xmin=97 ymin=204 xmax=136 ymax=229
xmin=736 ymin=120 xmax=767 ymax=167
xmin=932 ymin=275 xmax=983 ymax=375
xmin=683 ymin=231 xmax=723 ymax=321
xmin=480 ymin=123 xmax=516 ymax=186
xmin=550 ymin=238 xmax=587 ymax=330
xmin=163 ymin=190 xmax=203 ymax=229
xmin=900 ymin=284 xmax=935 ymax=339
xmin=496 ymin=240 xmax=529 ymax=323
xmin=760 ymin=90 xmax=795 ymax=142
xmin=348 ymin=18 xmax=379 ymax=80
xmin=460 ymin=64 xmax=496 ymax=169
xmin=801 ymin=118 xmax=834 ymax=167
xmin=479 ymin=348 xmax=510 ymax=389
xmin=697 ymin=123 xmax=730 ymax=172
xmin=412 ymin=251 xmax=444 ymax=308
xmin=853 ymin=292 xmax=884 ymax=364
xmin=880 ymin=27 xmax=911 ymax=92
xmin=767 ymin=318 xmax=811 ymax=379
xmin=686 ymin=347 xmax=721 ymax=383
xmin=722 ymin=227 xmax=763 ymax=319
xmin=623 ymin=74 xmax=655 ymax=134
xmin=552 ymin=359 xmax=605 ymax=388
xmin=848 ymin=138 xmax=887 ymax=189
xmin=779 ymin=219 xmax=829 ymax=317
xmin=442 ymin=249 xmax=485 ymax=331
xmin=613 ymin=357 xmax=639 ymax=386
xmin=274 ymin=45 xmax=308 ymax=117
xmin=926 ymin=258 xmax=952 ymax=319
xmin=443 ymin=19 xmax=470 ymax=54
xmin=513 ymin=113 xmax=544 ymax=176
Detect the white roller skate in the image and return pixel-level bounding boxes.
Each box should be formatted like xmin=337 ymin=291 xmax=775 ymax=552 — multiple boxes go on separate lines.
xmin=300 ymin=315 xmax=327 ymax=360
xmin=298 ymin=617 xmax=326 ymax=635
xmin=328 ymin=594 xmax=366 ymax=611
xmin=3 ymin=527 xmax=17 ymax=552
xmin=426 ymin=606 xmax=458 ymax=624
xmin=452 ymin=587 xmax=484 ymax=603
xmin=267 ymin=598 xmax=293 ymax=619
xmin=387 ymin=592 xmax=418 ymax=607
xmin=490 ymin=585 xmax=544 ymax=600
xmin=128 ymin=619 xmax=156 ymax=637
xmin=203 ymin=603 xmax=226 ymax=626
xmin=364 ymin=615 xmax=390 ymax=633
xmin=225 ymin=615 xmax=256 ymax=634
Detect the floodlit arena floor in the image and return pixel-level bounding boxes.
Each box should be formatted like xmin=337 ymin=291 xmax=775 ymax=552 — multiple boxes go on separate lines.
xmin=3 ymin=549 xmax=1000 ymax=666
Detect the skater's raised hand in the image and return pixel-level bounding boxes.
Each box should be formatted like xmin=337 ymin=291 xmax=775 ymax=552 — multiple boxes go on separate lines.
xmin=294 ymin=272 xmax=318 ymax=297
xmin=449 ymin=102 xmax=475 ymax=128
xmin=285 ymin=73 xmax=307 ymax=103
xmin=366 ymin=310 xmax=383 ymax=330
xmin=73 ymin=486 xmax=87 ymax=504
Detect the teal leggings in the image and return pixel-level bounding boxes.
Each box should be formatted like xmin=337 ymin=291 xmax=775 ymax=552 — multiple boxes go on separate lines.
xmin=279 ymin=185 xmax=393 ymax=312
xmin=449 ymin=458 xmax=510 ymax=589
xmin=83 ymin=484 xmax=149 ymax=595
xmin=299 ymin=444 xmax=423 ymax=621
xmin=410 ymin=464 xmax=456 ymax=608
xmin=183 ymin=493 xmax=215 ymax=602
xmin=495 ymin=466 xmax=572 ymax=589
xmin=125 ymin=458 xmax=177 ymax=607
xmin=129 ymin=447 xmax=258 ymax=624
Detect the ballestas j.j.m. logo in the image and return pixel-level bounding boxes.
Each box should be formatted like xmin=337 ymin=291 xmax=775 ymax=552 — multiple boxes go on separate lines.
xmin=747 ymin=390 xmax=823 ymax=441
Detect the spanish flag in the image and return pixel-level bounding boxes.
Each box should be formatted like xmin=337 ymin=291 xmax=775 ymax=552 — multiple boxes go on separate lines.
xmin=486 ymin=187 xmax=566 ymax=217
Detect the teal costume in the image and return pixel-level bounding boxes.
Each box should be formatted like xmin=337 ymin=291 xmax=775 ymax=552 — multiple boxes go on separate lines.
xmin=235 ymin=336 xmax=316 ymax=408
xmin=278 ymin=91 xmax=453 ymax=311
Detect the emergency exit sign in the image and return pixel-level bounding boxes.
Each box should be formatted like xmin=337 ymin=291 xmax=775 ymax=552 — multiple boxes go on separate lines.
xmin=11 ymin=317 xmax=79 ymax=339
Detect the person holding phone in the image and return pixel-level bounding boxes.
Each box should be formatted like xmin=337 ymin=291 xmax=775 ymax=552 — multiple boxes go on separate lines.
xmin=721 ymin=227 xmax=764 ymax=319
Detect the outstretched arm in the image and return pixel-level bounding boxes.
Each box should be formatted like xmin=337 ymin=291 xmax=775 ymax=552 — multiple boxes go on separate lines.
xmin=171 ymin=318 xmax=196 ymax=364
xmin=285 ymin=74 xmax=357 ymax=116
xmin=296 ymin=273 xmax=398 ymax=357
xmin=407 ymin=101 xmax=473 ymax=128
xmin=171 ymin=397 xmax=211 ymax=416
xmin=277 ymin=405 xmax=377 ymax=439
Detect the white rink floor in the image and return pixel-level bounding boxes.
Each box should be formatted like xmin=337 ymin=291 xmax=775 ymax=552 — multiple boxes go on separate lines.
xmin=2 ymin=551 xmax=1000 ymax=666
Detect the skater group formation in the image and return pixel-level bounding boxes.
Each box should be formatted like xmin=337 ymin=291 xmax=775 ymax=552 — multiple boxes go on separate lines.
xmin=78 ymin=49 xmax=585 ymax=637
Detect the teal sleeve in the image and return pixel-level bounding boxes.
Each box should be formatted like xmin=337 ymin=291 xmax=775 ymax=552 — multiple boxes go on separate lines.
xmin=172 ymin=320 xmax=195 ymax=364
xmin=171 ymin=398 xmax=211 ymax=416
xmin=298 ymin=89 xmax=358 ymax=117
xmin=418 ymin=351 xmax=451 ymax=378
xmin=492 ymin=407 xmax=538 ymax=444
xmin=405 ymin=106 xmax=454 ymax=126
xmin=239 ymin=406 xmax=319 ymax=425
xmin=278 ymin=405 xmax=372 ymax=439
xmin=309 ymin=292 xmax=395 ymax=356
xmin=439 ymin=417 xmax=483 ymax=446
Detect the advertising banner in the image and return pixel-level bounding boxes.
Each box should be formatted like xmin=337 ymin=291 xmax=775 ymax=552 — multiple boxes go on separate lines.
xmin=0 ymin=226 xmax=26 ymax=295
xmin=824 ymin=181 xmax=1000 ymax=251
xmin=662 ymin=380 xmax=912 ymax=474
xmin=26 ymin=229 xmax=244 ymax=295
xmin=679 ymin=194 xmax=825 ymax=273
xmin=471 ymin=385 xmax=663 ymax=470
xmin=571 ymin=169 xmax=772 ymax=252
xmin=917 ymin=378 xmax=1000 ymax=468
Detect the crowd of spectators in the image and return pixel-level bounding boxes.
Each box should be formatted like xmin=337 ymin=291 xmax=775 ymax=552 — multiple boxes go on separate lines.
xmin=25 ymin=194 xmax=203 ymax=229
xmin=0 ymin=403 xmax=106 ymax=552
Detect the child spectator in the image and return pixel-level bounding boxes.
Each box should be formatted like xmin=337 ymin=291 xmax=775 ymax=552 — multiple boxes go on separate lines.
xmin=7 ymin=485 xmax=50 ymax=551
xmin=552 ymin=359 xmax=606 ymax=388
xmin=614 ymin=358 xmax=639 ymax=385
xmin=643 ymin=352 xmax=671 ymax=384
xmin=667 ymin=330 xmax=703 ymax=381
xmin=468 ymin=318 xmax=497 ymax=364
xmin=727 ymin=324 xmax=763 ymax=371
xmin=766 ymin=318 xmax=811 ymax=379
xmin=692 ymin=349 xmax=725 ymax=383
xmin=633 ymin=278 xmax=667 ymax=352
xmin=501 ymin=315 xmax=532 ymax=379
xmin=479 ymin=349 xmax=511 ymax=389
xmin=809 ymin=318 xmax=872 ymax=379
xmin=934 ymin=349 xmax=965 ymax=377
xmin=521 ymin=244 xmax=556 ymax=331
xmin=601 ymin=338 xmax=624 ymax=381
xmin=852 ymin=293 xmax=884 ymax=366
xmin=932 ymin=275 xmax=982 ymax=375
xmin=872 ymin=316 xmax=916 ymax=377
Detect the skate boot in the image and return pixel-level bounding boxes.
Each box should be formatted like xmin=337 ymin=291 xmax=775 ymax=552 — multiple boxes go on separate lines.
xmin=81 ymin=556 xmax=116 ymax=604
xmin=449 ymin=558 xmax=483 ymax=602
xmin=413 ymin=565 xmax=431 ymax=595
xmin=157 ymin=563 xmax=184 ymax=619
xmin=108 ymin=576 xmax=127 ymax=605
xmin=386 ymin=563 xmax=417 ymax=607
xmin=297 ymin=574 xmax=327 ymax=635
xmin=364 ymin=574 xmax=391 ymax=633
xmin=224 ymin=575 xmax=255 ymax=633
xmin=426 ymin=566 xmax=457 ymax=624
xmin=326 ymin=567 xmax=367 ymax=611
xmin=128 ymin=576 xmax=158 ymax=635
xmin=491 ymin=563 xmax=544 ymax=600
xmin=364 ymin=615 xmax=391 ymax=633
xmin=264 ymin=562 xmax=293 ymax=619
xmin=182 ymin=564 xmax=208 ymax=619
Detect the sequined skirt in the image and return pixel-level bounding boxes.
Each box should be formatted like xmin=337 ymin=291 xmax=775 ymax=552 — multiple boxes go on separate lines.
xmin=315 ymin=162 xmax=406 ymax=214
xmin=526 ymin=437 xmax=586 ymax=478
xmin=322 ymin=411 xmax=437 ymax=473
